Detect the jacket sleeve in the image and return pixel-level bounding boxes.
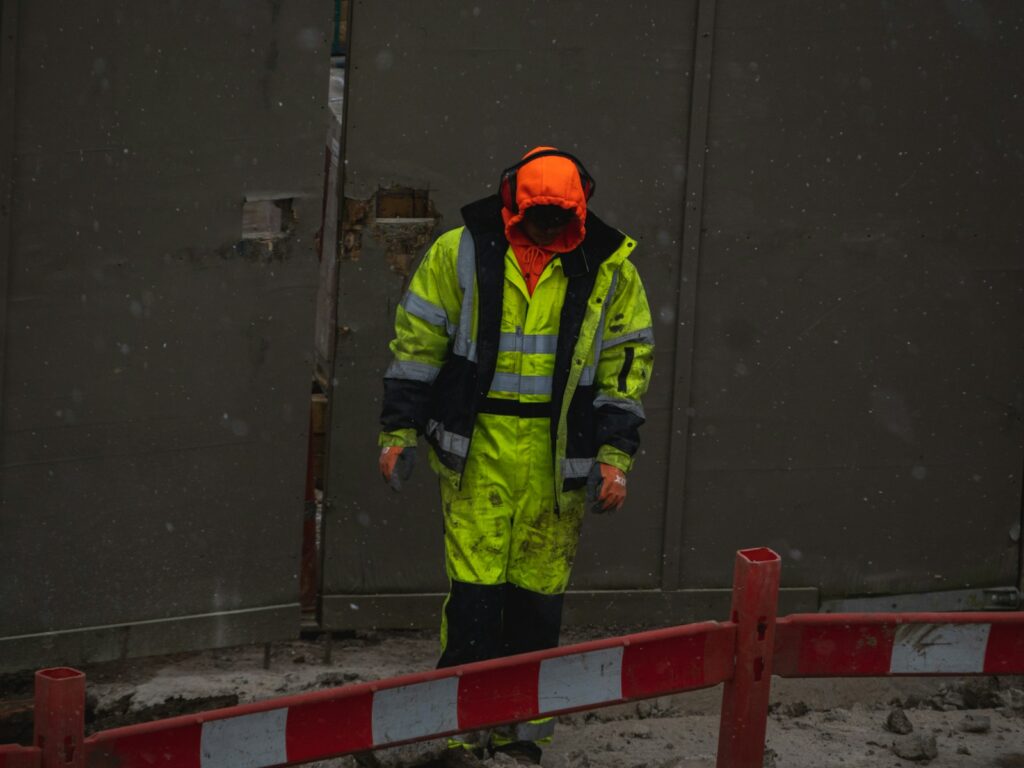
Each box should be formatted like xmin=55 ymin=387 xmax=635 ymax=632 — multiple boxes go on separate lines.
xmin=379 ymin=230 xmax=463 ymax=446
xmin=593 ymin=260 xmax=655 ymax=472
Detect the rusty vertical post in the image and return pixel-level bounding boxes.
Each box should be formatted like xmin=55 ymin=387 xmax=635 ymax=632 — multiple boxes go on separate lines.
xmin=34 ymin=668 xmax=85 ymax=768
xmin=300 ymin=409 xmax=320 ymax=613
xmin=716 ymin=548 xmax=781 ymax=768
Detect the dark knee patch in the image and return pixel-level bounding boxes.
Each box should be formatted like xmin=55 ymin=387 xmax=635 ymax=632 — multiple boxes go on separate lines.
xmin=438 ymin=580 xmax=505 ymax=668
xmin=501 ymin=583 xmax=564 ymax=656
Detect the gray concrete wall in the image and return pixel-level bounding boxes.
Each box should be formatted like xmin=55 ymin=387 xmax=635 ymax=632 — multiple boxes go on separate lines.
xmin=0 ymin=0 xmax=332 ymax=671
xmin=687 ymin=0 xmax=1024 ymax=596
xmin=323 ymin=0 xmax=1023 ymax=627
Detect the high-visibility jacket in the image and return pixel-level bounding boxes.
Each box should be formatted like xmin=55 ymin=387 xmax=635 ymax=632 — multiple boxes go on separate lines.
xmin=380 ymin=194 xmax=654 ymax=510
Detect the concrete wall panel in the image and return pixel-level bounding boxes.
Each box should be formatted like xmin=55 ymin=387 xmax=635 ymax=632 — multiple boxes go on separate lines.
xmin=689 ymin=0 xmax=1024 ymax=592
xmin=325 ymin=0 xmax=1023 ymax=622
xmin=326 ymin=0 xmax=698 ymax=597
xmin=0 ymin=1 xmax=333 ymax=669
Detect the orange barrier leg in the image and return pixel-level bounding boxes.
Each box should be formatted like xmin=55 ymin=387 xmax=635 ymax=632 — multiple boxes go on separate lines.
xmin=716 ymin=548 xmax=781 ymax=768
xmin=34 ymin=669 xmax=85 ymax=768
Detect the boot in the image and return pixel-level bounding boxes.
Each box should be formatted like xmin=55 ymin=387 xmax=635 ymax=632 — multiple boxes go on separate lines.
xmin=492 ymin=740 xmax=543 ymax=765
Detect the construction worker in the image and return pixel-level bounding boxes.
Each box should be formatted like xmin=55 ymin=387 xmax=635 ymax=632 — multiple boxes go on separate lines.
xmin=377 ymin=147 xmax=654 ymax=766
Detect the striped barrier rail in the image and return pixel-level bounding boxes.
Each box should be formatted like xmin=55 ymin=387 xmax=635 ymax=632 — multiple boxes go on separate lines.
xmin=1 ymin=548 xmax=1021 ymax=768
xmin=774 ymin=612 xmax=1024 ymax=678
xmin=0 ymin=745 xmax=39 ymax=768
xmin=91 ymin=619 xmax=736 ymax=768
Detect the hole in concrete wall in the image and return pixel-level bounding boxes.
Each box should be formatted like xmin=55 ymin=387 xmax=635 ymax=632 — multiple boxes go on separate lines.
xmin=372 ymin=186 xmax=439 ymax=277
xmin=375 ymin=186 xmax=432 ymax=219
xmin=242 ymin=197 xmax=296 ymax=240
xmin=340 ymin=196 xmax=372 ymax=261
xmin=341 ymin=187 xmax=439 ymax=277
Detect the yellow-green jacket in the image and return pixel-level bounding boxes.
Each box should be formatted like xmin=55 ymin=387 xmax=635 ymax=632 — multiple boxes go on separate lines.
xmin=380 ymin=195 xmax=654 ymax=510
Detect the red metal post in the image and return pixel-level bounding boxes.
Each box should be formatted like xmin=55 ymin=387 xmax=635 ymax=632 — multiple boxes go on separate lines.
xmin=716 ymin=547 xmax=781 ymax=768
xmin=34 ymin=669 xmax=85 ymax=768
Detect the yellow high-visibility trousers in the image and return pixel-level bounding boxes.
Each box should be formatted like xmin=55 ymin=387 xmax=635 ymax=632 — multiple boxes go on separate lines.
xmin=434 ymin=412 xmax=586 ymax=751
xmin=439 ymin=413 xmax=586 ymax=598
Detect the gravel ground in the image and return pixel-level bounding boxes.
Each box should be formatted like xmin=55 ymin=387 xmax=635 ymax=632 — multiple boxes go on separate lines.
xmin=2 ymin=629 xmax=1022 ymax=767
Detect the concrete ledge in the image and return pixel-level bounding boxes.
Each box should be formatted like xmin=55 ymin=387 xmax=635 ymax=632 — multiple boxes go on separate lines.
xmin=321 ymin=588 xmax=819 ymax=631
xmin=0 ymin=604 xmax=301 ymax=673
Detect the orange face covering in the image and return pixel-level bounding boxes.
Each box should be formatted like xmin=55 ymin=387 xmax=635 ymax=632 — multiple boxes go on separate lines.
xmin=509 ymin=242 xmax=554 ymax=295
xmin=501 ymin=146 xmax=588 ymax=295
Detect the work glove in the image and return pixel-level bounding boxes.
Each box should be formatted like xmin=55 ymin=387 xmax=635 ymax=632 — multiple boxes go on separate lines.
xmin=586 ymin=462 xmax=627 ymax=514
xmin=379 ymin=446 xmax=416 ymax=492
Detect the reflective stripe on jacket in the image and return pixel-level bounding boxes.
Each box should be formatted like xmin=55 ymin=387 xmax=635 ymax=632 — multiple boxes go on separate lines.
xmin=380 ymin=194 xmax=654 ymax=506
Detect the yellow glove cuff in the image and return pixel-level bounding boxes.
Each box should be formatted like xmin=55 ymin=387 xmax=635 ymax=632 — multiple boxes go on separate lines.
xmin=597 ymin=444 xmax=634 ymax=473
xmin=378 ymin=428 xmax=418 ymax=448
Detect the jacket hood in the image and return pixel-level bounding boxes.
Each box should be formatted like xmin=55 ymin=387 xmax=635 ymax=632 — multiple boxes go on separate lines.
xmin=501 ymin=146 xmax=587 ymax=254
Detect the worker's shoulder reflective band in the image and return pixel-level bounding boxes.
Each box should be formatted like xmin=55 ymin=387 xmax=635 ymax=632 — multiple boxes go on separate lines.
xmin=490 ymin=372 xmax=553 ymax=396
xmin=579 ymin=365 xmax=596 ymax=386
xmin=593 ymin=393 xmax=645 ymax=419
xmin=384 ymin=359 xmax=441 ymax=384
xmin=601 ymin=326 xmax=655 ymax=350
xmin=402 ymin=290 xmax=453 ymax=334
xmin=426 ymin=419 xmax=470 ymax=458
xmin=562 ymin=457 xmax=595 ymax=479
xmin=498 ymin=331 xmax=558 ymax=355
xmin=452 ymin=229 xmax=477 ymax=360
